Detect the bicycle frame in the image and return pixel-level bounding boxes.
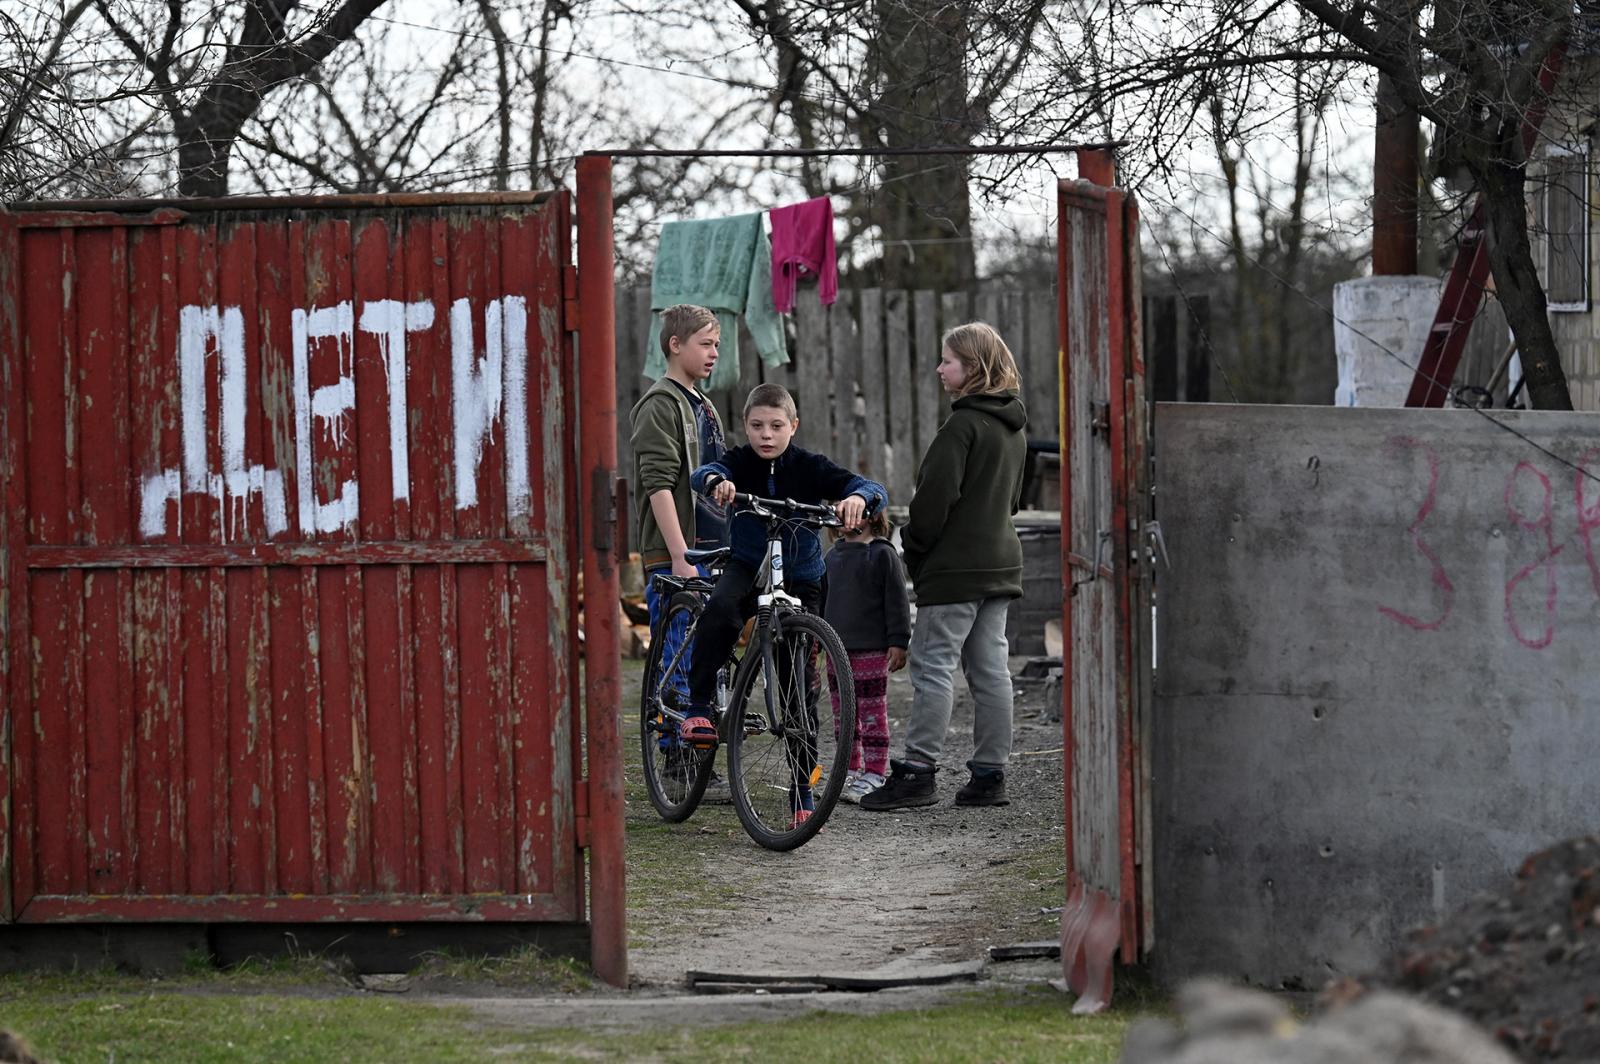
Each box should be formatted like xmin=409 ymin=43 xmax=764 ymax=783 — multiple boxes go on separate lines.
xmin=649 ymin=493 xmax=841 ymax=731
xmin=645 ymin=489 xmax=858 ymax=846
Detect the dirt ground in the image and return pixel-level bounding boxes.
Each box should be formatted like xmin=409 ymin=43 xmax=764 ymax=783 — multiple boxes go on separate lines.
xmin=618 ymin=655 xmax=1069 ymax=992
xmin=65 ymin=655 xmax=1073 ymax=1041
xmin=363 ymin=655 xmax=1075 ymax=1037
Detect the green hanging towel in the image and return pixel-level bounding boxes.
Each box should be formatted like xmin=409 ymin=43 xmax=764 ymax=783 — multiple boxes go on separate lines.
xmin=645 ymin=212 xmax=788 ymax=391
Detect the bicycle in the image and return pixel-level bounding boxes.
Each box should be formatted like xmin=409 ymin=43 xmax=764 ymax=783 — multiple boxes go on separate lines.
xmin=639 ymin=553 xmax=725 ymax=823
xmin=638 ymin=493 xmax=858 ymax=850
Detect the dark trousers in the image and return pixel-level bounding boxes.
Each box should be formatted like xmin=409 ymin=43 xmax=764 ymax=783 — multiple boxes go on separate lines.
xmin=687 ymin=560 xmax=823 ymax=705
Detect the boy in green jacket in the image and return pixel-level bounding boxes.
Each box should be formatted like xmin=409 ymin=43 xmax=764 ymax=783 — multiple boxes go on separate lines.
xmin=630 ymin=304 xmax=730 ymax=796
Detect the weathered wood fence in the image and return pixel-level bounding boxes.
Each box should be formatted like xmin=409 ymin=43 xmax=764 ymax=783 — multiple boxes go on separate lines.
xmin=614 ymin=286 xmax=1060 ymax=506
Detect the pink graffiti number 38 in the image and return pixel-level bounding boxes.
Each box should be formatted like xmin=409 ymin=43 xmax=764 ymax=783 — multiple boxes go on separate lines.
xmin=1379 ymin=436 xmax=1599 ymax=649
xmin=1376 ymin=436 xmax=1455 ymax=632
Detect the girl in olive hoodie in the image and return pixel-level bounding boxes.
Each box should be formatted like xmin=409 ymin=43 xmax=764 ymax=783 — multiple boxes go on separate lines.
xmin=861 ymin=322 xmax=1028 ymax=812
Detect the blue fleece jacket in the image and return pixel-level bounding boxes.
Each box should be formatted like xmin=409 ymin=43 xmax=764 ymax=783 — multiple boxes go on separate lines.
xmin=691 ymin=443 xmax=887 ymax=582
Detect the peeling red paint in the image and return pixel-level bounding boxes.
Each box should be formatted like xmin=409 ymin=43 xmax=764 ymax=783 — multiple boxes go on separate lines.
xmin=1 ymin=196 xmax=582 ymax=928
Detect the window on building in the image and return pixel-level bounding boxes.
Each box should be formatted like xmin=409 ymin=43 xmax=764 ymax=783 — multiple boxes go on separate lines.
xmin=1534 ymin=144 xmax=1589 ymax=311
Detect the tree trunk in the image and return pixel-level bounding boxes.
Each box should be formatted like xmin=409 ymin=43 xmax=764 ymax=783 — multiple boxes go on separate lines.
xmin=870 ymin=0 xmax=976 ymax=292
xmin=1479 ymin=159 xmax=1574 ymax=410
xmin=477 ymin=0 xmax=513 ymax=191
xmin=176 ymin=119 xmax=233 ymax=197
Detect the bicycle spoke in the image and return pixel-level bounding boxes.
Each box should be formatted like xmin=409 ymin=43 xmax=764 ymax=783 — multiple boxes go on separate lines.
xmin=727 ymin=612 xmax=855 ymax=850
xmin=641 ymin=594 xmax=715 ymax=821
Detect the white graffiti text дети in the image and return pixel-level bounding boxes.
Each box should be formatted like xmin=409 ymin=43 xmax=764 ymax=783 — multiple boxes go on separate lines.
xmin=138 ymin=296 xmax=531 ymax=539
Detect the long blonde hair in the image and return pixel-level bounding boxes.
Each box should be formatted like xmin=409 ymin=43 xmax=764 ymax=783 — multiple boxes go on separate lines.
xmin=943 ymin=321 xmax=1021 ymax=398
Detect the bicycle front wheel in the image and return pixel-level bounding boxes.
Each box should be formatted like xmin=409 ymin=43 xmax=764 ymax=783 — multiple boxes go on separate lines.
xmin=726 ymin=610 xmax=856 ymax=850
xmin=640 ymin=591 xmax=715 ymax=821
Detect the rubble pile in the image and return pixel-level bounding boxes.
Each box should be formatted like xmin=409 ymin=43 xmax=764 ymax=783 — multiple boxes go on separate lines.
xmin=1376 ymin=837 xmax=1600 ymax=1060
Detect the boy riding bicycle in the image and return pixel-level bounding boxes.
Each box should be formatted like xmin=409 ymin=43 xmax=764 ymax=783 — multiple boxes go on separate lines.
xmin=680 ymin=384 xmax=887 ymax=803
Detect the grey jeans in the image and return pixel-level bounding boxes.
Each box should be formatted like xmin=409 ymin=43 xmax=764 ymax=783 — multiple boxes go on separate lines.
xmin=903 ymin=597 xmax=1014 ymax=771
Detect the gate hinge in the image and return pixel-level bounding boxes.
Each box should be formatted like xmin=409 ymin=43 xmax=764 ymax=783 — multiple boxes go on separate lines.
xmin=574 ymin=778 xmax=591 ymax=850
xmin=592 ymin=468 xmax=618 ymax=556
xmin=562 ymin=265 xmax=581 ymax=332
xmin=1145 ymin=520 xmax=1171 ymax=570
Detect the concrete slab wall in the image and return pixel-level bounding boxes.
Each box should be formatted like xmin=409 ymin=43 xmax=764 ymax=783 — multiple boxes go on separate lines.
xmin=1153 ymin=403 xmax=1600 ymax=989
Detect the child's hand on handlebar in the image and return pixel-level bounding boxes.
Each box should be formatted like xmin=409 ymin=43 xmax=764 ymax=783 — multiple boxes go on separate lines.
xmin=709 ymin=477 xmax=738 ymax=507
xmin=835 ymin=494 xmax=867 ymax=531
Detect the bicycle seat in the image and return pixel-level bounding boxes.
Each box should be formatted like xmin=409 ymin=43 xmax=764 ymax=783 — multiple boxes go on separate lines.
xmin=684 ymin=547 xmax=730 ymax=567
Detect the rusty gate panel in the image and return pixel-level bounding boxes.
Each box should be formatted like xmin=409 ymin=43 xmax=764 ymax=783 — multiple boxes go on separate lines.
xmin=0 ymin=194 xmax=583 ymax=926
xmin=1058 ymin=173 xmax=1148 ymax=1012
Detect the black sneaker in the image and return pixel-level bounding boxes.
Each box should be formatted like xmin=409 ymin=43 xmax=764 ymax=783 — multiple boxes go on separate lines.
xmin=954 ymin=764 xmax=1009 ymax=807
xmin=859 ymin=759 xmax=938 ymax=811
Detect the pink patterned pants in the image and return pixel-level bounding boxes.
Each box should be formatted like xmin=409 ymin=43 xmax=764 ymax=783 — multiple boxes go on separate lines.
xmin=829 ymin=649 xmax=891 ymax=777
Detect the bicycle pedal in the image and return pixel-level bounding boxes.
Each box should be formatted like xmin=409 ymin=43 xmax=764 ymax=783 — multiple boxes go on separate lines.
xmin=741 ymin=713 xmax=769 ymax=735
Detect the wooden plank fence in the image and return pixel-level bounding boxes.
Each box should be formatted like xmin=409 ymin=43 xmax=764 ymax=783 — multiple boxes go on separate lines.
xmin=614 ymin=286 xmax=1060 ymax=506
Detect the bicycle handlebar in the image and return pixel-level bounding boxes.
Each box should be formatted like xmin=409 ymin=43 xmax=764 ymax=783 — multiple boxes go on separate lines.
xmin=726 ymin=491 xmax=844 ymax=525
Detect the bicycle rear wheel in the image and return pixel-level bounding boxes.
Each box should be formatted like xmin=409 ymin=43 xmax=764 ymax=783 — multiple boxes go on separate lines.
xmin=726 ymin=610 xmax=856 ymax=850
xmin=640 ymin=591 xmax=714 ymax=821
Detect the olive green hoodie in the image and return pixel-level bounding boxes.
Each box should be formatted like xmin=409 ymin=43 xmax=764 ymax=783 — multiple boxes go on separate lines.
xmin=901 ymin=391 xmax=1029 ymax=605
xmin=629 ymin=378 xmax=700 ymax=571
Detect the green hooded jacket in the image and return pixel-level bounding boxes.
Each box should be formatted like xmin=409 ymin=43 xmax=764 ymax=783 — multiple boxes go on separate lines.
xmin=629 ymin=378 xmax=701 ymax=571
xmin=901 ymin=391 xmax=1029 ymax=606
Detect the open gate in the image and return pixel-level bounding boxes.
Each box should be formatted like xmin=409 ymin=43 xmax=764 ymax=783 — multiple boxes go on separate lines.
xmin=1058 ymin=161 xmax=1152 ymax=1011
xmin=0 ymin=189 xmax=625 ymax=981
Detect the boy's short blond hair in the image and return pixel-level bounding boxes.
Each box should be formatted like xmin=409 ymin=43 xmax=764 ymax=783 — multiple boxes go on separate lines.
xmin=742 ymin=382 xmax=798 ymax=421
xmin=659 ymin=304 xmax=719 ymax=359
xmin=943 ymin=321 xmax=1022 ymax=398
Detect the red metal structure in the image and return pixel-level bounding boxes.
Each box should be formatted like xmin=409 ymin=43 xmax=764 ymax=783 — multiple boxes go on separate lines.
xmin=1405 ymin=45 xmax=1566 ymax=407
xmin=574 ymin=157 xmax=628 ymax=986
xmin=1058 ymin=152 xmax=1150 ymax=1012
xmin=0 ymin=190 xmax=627 ymax=985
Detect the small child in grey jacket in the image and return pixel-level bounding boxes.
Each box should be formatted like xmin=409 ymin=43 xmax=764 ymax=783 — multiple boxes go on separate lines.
xmin=823 ymin=512 xmax=911 ymax=803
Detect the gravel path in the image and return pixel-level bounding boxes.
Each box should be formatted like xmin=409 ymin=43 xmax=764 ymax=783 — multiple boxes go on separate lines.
xmin=622 ymin=659 xmax=1068 ymax=990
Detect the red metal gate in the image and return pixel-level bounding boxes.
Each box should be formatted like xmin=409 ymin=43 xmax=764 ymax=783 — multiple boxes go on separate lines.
xmin=0 ymin=193 xmax=612 ymax=958
xmin=1058 ymin=160 xmax=1151 ymax=1012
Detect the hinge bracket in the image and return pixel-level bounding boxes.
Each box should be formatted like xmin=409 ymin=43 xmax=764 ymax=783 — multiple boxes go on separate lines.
xmin=562 ymin=265 xmax=581 ymax=332
xmin=574 ymin=778 xmax=591 ymax=850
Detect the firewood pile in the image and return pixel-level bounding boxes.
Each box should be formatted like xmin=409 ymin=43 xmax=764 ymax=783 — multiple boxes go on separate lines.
xmin=575 ymin=553 xmax=653 ymax=660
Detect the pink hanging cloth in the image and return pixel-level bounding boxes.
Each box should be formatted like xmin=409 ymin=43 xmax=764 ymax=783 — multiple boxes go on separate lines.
xmin=768 ymin=196 xmax=838 ymax=313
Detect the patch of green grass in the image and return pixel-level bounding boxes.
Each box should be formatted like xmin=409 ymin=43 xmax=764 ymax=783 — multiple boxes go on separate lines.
xmin=1 ymin=984 xmax=1139 ymax=1064
xmin=519 ymin=988 xmax=1138 ymax=1063
xmin=411 ymin=946 xmax=594 ymax=992
xmin=618 ymin=658 xmax=757 ymax=949
xmin=956 ymin=824 xmax=1069 ymax=953
xmin=2 ymin=993 xmax=523 ymax=1063
xmin=0 ymin=950 xmax=349 ymax=1002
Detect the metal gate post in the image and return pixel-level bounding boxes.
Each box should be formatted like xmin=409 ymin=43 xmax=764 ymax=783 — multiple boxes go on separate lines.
xmin=1076 ymin=148 xmax=1115 ymax=187
xmin=576 ymin=153 xmax=628 ymax=988
xmin=0 ymin=212 xmax=19 ymax=924
xmin=1056 ymin=192 xmax=1077 ymax=907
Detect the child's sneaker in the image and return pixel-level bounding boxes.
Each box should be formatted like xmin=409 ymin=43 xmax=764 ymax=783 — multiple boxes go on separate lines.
xmin=836 ymin=771 xmax=861 ymax=803
xmin=789 ymin=808 xmax=814 ymax=829
xmin=841 ymin=772 xmax=885 ymax=804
